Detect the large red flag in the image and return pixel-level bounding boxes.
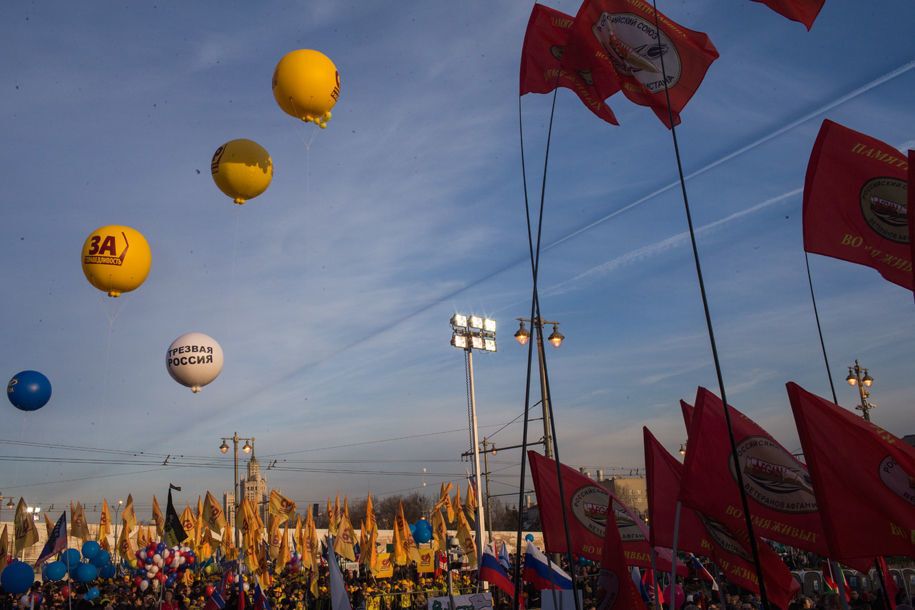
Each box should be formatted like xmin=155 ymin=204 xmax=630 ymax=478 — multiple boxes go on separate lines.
xmin=563 ymin=0 xmax=719 ymax=127
xmin=751 ymin=0 xmax=825 ymax=30
xmin=909 ymin=150 xmax=914 ymax=295
xmin=679 ymin=400 xmax=693 ymax=431
xmin=598 ymin=497 xmax=647 ymax=610
xmin=644 ymin=428 xmax=800 ymax=610
xmin=520 ymin=3 xmax=619 ymax=125
xmin=786 ymin=382 xmax=915 ymax=561
xmin=528 ymin=450 xmax=685 ymax=575
xmin=803 ymin=119 xmax=911 ymax=291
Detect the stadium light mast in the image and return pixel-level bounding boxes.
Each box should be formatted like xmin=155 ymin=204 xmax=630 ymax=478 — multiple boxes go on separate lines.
xmin=450 ymin=313 xmax=496 ymax=560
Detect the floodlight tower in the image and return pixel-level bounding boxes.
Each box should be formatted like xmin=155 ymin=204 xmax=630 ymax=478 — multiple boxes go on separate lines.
xmin=450 ymin=313 xmax=496 ymax=560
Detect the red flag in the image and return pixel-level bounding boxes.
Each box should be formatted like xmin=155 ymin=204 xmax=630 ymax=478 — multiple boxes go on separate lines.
xmin=644 ymin=428 xmax=800 ymax=610
xmin=520 ymin=4 xmax=619 ymax=125
xmin=803 ymin=119 xmax=911 ymax=291
xmin=751 ymin=0 xmax=825 ymax=30
xmin=528 ymin=450 xmax=684 ymax=575
xmin=563 ymin=0 xmax=719 ymax=127
xmin=909 ymin=150 xmax=914 ymax=296
xmin=678 ymin=387 xmax=868 ymax=573
xmin=786 ymin=382 xmax=915 ymax=561
xmin=598 ymin=497 xmax=647 ymax=610
xmin=876 ymin=557 xmax=898 ymax=610
xmin=679 ymin=400 xmax=694 ymax=431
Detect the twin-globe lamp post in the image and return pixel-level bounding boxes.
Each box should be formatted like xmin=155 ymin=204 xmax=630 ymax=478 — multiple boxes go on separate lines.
xmin=219 ymin=433 xmax=254 ymax=549
xmin=845 ymin=360 xmax=875 ymax=422
xmin=450 ymin=314 xmax=495 ymax=561
xmin=513 ymin=317 xmax=564 ymax=458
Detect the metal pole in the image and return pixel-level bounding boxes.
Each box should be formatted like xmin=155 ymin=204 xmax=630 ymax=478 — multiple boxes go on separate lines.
xmin=233 ymin=433 xmax=240 ymax=550
xmin=534 ymin=320 xmax=554 ymax=459
xmin=482 ymin=439 xmax=494 ymax=541
xmin=649 ymin=549 xmax=661 ymax=610
xmin=465 ymin=349 xmax=487 ymax=560
xmin=114 ymin=505 xmax=121 ymax=567
xmin=669 ymin=502 xmax=682 ymax=610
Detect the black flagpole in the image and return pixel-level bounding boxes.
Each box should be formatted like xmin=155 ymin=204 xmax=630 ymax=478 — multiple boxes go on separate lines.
xmin=648 ymin=1 xmax=770 ymax=607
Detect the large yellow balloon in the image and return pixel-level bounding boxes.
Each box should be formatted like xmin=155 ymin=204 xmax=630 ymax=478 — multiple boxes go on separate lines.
xmin=272 ymin=49 xmax=340 ymax=129
xmin=210 ymin=139 xmax=273 ymax=204
xmin=81 ymin=225 xmax=151 ymax=297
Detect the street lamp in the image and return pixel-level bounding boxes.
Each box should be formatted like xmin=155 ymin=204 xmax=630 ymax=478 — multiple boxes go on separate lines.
xmin=679 ymin=443 xmax=686 ymax=457
xmin=218 ymin=432 xmax=255 ymax=549
xmin=514 ymin=316 xmax=565 ymax=458
xmin=450 ymin=312 xmax=495 ymax=560
xmin=846 ymin=360 xmax=876 ymax=422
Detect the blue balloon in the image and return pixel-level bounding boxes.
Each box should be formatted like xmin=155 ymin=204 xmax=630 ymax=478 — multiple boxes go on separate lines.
xmin=7 ymin=370 xmax=52 ymax=411
xmin=99 ymin=564 xmax=116 ymax=579
xmin=61 ymin=548 xmax=81 ymax=568
xmin=412 ymin=519 xmax=433 ymax=544
xmin=75 ymin=563 xmax=98 ymax=583
xmin=85 ymin=587 xmax=100 ymax=601
xmin=45 ymin=561 xmax=67 ymax=582
xmin=525 ymin=534 xmax=535 ymax=542
xmin=1 ymin=561 xmax=35 ymax=594
xmin=408 ymin=523 xmax=416 ymax=535
xmin=90 ymin=550 xmax=111 ymax=568
xmin=156 ymin=543 xmax=166 ymax=553
xmin=81 ymin=541 xmax=101 ymax=561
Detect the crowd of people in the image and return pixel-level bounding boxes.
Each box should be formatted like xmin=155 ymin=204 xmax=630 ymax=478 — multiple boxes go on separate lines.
xmin=0 ymin=555 xmax=911 ymax=610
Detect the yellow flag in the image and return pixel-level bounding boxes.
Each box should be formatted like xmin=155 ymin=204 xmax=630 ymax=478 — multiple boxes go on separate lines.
xmin=375 ymin=552 xmax=394 ymax=579
xmin=466 ymin=481 xmax=478 ymax=518
xmin=275 ymin=521 xmax=291 ymax=574
xmin=308 ymin=569 xmax=318 ymax=596
xmin=0 ymin=525 xmax=9 ymax=565
xmin=417 ymin=548 xmax=435 ymax=574
xmin=435 ymin=483 xmax=454 ymax=524
xmin=360 ymin=521 xmax=378 ymax=573
xmin=365 ymin=493 xmax=377 ymax=534
xmin=268 ymin=489 xmax=297 ymax=526
xmin=203 ymin=491 xmax=227 ymax=534
xmin=180 ymin=505 xmax=197 ymax=547
xmin=398 ymin=502 xmax=420 ymax=562
xmin=152 ymin=496 xmax=164 ymax=538
xmin=452 ymin=483 xmax=463 ymax=520
xmin=301 ymin=510 xmax=317 ymax=571
xmin=294 ymin=515 xmax=304 ymax=558
xmin=14 ymin=498 xmax=39 ymax=555
xmin=70 ymin=502 xmax=91 ymax=541
xmin=223 ymin=523 xmax=238 ymax=561
xmin=267 ymin=514 xmax=282 ymax=560
xmin=431 ymin=509 xmax=448 ymax=552
xmin=328 ymin=496 xmax=340 ymax=536
xmin=455 ymin=507 xmax=477 ymax=568
xmin=44 ymin=513 xmax=55 ymax=538
xmin=334 ymin=498 xmax=357 ymax=561
xmin=392 ymin=512 xmax=407 ymax=566
xmin=117 ymin=516 xmax=136 ymax=558
xmin=195 ymin=496 xmax=205 ymax=546
xmin=137 ymin=526 xmax=150 ymax=548
xmin=239 ymin=498 xmax=264 ymax=549
xmin=98 ymin=500 xmax=112 ymax=543
xmin=122 ymin=494 xmax=137 ymax=533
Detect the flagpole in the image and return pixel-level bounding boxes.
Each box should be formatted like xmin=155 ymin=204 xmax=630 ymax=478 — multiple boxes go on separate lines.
xmin=669 ymin=502 xmax=681 ymax=609
xmin=829 ymin=560 xmax=850 ymax=610
xmin=649 ymin=550 xmax=661 ymax=610
xmin=804 ymin=252 xmax=839 ymax=403
xmin=648 ymin=2 xmax=770 ymax=607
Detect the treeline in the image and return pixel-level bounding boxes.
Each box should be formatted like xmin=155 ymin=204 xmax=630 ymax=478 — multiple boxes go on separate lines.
xmin=302 ymin=493 xmax=523 ymax=531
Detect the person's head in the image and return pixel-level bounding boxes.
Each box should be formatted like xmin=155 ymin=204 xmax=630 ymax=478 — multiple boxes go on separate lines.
xmin=164 ymin=591 xmax=173 ymax=602
xmin=850 ymin=591 xmax=860 ymax=601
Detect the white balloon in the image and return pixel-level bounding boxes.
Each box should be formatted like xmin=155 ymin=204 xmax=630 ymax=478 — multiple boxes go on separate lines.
xmin=166 ymin=332 xmax=224 ymax=393
xmin=140 ymin=581 xmax=149 ymax=592
xmin=146 ymin=571 xmax=154 ymax=578
xmin=178 ymin=556 xmax=186 ymax=565
xmin=139 ymin=551 xmax=147 ymax=560
xmin=162 ymin=549 xmax=170 ymax=559
xmin=243 ymin=583 xmax=249 ymax=592
xmin=171 ymin=559 xmax=180 ymax=569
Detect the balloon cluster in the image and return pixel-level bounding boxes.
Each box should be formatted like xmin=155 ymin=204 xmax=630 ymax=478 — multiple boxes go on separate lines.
xmin=132 ymin=542 xmax=196 ymax=591
xmin=38 ymin=542 xmax=115 ymax=593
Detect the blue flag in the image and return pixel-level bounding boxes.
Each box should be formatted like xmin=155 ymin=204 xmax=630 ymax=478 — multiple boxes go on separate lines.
xmin=35 ymin=513 xmax=67 ymax=567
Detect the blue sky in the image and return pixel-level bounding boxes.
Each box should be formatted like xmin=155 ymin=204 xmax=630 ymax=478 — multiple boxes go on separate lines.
xmin=1 ymin=1 xmax=914 ymax=520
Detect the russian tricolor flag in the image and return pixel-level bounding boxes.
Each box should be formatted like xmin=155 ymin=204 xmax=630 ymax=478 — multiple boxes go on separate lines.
xmin=480 ymin=545 xmax=516 ymax=599
xmin=522 ymin=542 xmax=572 ymax=590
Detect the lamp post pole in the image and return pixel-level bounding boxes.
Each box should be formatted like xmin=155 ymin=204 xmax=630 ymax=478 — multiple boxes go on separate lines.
xmin=219 ymin=433 xmax=254 ymax=550
xmin=113 ymin=499 xmax=122 ymax=566
xmin=514 ymin=317 xmax=564 ymax=459
xmin=845 ymin=360 xmax=875 ymax=422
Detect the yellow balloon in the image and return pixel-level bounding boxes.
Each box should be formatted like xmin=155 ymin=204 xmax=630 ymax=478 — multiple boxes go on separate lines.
xmin=210 ymin=139 xmax=273 ymax=204
xmin=81 ymin=225 xmax=152 ymax=297
xmin=272 ymin=49 xmax=340 ymax=128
